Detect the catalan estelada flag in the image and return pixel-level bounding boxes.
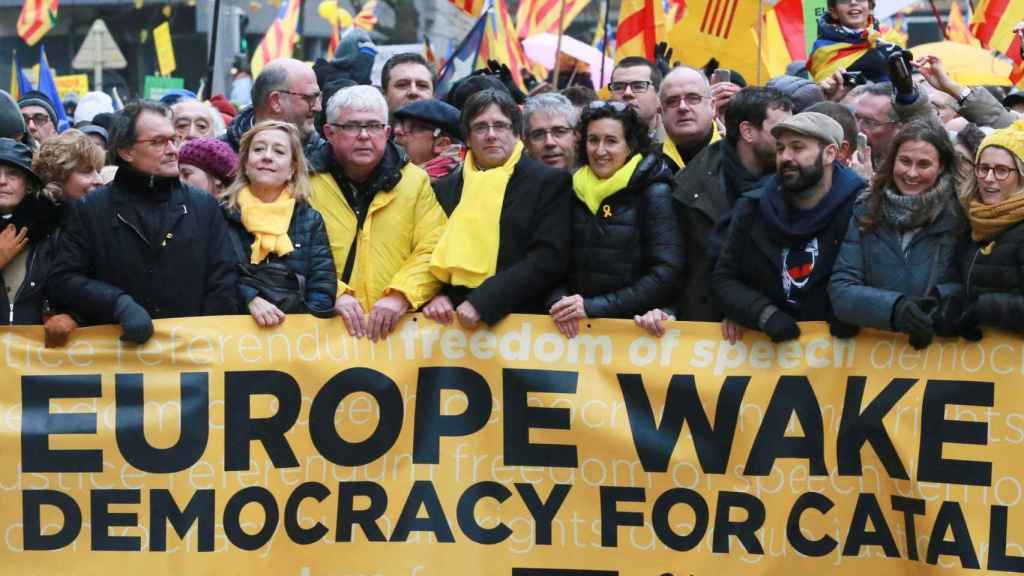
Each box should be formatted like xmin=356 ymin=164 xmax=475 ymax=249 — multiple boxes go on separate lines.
xmin=946 ymin=1 xmax=976 ymax=46
xmin=970 ymin=0 xmax=1024 ymax=86
xmin=761 ymin=0 xmax=806 ymax=77
xmin=17 ymin=0 xmax=59 ymax=47
xmin=448 ymin=0 xmax=487 ymax=17
xmin=353 ymin=0 xmax=378 ymax=31
xmin=515 ymin=0 xmax=591 ymax=39
xmin=616 ymin=0 xmax=658 ymax=60
xmin=807 ymin=19 xmax=880 ymax=82
xmin=250 ymin=0 xmax=302 ymax=77
xmin=478 ymin=0 xmax=528 ymax=91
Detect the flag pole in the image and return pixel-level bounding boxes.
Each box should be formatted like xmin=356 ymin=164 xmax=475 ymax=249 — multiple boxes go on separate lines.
xmin=552 ymin=0 xmax=568 ymax=89
xmin=756 ymin=0 xmax=764 ymax=86
xmin=926 ymin=0 xmax=948 ymax=40
xmin=205 ymin=0 xmax=223 ymax=99
xmin=599 ymin=0 xmax=611 ymax=88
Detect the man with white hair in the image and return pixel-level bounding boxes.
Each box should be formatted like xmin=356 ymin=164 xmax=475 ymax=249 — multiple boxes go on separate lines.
xmin=308 ymin=85 xmax=447 ymax=341
xmin=522 ymin=93 xmax=578 ymax=171
xmin=171 ymin=99 xmax=224 ymax=142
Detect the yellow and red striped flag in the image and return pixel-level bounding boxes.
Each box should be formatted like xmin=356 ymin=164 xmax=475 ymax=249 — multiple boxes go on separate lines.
xmin=515 ymin=0 xmax=591 ymax=39
xmin=17 ymin=0 xmax=59 ymax=47
xmin=478 ymin=0 xmax=528 ymax=90
xmin=250 ymin=0 xmax=302 ymax=77
xmin=947 ymin=1 xmax=977 ymax=46
xmin=354 ymin=0 xmax=378 ymax=31
xmin=669 ymin=0 xmax=763 ymax=82
xmin=448 ymin=0 xmax=487 ymax=17
xmin=970 ymin=0 xmax=1024 ymax=86
xmin=616 ymin=0 xmax=658 ymax=60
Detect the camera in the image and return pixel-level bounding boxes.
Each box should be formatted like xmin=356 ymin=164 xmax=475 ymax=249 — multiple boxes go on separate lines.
xmin=841 ymin=71 xmax=866 ymax=87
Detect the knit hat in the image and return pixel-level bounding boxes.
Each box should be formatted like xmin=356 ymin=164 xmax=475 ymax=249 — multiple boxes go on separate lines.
xmin=18 ymin=90 xmax=58 ymax=128
xmin=74 ymin=91 xmax=114 ymax=124
xmin=977 ymin=119 xmax=1024 ymax=165
xmin=178 ymin=138 xmax=238 ymax=184
xmin=0 ymin=90 xmax=25 ymax=139
xmin=767 ymin=75 xmax=824 ymax=113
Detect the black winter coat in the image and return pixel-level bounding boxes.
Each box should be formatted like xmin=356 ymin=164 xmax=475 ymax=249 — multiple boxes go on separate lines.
xmin=711 ymin=170 xmax=862 ymax=329
xmin=49 ymin=166 xmax=239 ymax=323
xmin=225 ymin=201 xmax=338 ymax=317
xmin=953 ymin=220 xmax=1024 ymax=332
xmin=0 ymin=196 xmax=63 ymax=325
xmin=433 ymin=155 xmax=572 ymax=325
xmin=559 ymin=153 xmax=683 ymax=318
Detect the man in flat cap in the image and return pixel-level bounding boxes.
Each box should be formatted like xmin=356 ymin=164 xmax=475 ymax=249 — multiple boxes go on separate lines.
xmin=392 ymin=99 xmax=464 ymax=181
xmin=18 ymin=90 xmax=60 ymax=145
xmin=710 ymin=111 xmax=866 ymax=343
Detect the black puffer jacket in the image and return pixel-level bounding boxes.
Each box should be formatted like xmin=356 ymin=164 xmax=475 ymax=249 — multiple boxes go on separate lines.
xmin=561 ymin=153 xmax=683 ymax=318
xmin=224 ymin=201 xmax=338 ymax=317
xmin=955 ymin=220 xmax=1024 ymax=332
xmin=0 ymin=196 xmax=62 ymax=325
xmin=49 ymin=166 xmax=239 ymax=323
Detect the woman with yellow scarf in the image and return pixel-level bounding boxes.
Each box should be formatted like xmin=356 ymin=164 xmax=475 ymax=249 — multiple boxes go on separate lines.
xmin=221 ymin=121 xmax=337 ymax=326
xmin=936 ymin=120 xmax=1024 ymax=339
xmin=549 ymin=101 xmax=683 ymax=338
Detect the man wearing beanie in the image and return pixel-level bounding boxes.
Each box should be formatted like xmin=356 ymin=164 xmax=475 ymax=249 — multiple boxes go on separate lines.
xmin=18 ymin=90 xmax=59 ymax=144
xmin=711 ymin=111 xmax=866 ymax=343
xmin=178 ymin=137 xmax=238 ymax=195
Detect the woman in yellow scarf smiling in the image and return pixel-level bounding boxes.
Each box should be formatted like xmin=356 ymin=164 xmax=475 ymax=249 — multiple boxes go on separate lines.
xmin=549 ymin=101 xmax=683 ymax=338
xmin=221 ymin=121 xmax=337 ymax=326
xmin=426 ymin=89 xmax=573 ymax=328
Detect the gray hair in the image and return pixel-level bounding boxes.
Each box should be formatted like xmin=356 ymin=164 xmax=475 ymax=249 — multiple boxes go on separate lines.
xmin=850 ymin=82 xmax=899 ymax=121
xmin=522 ymin=93 xmax=578 ymax=136
xmin=660 ymin=66 xmax=711 ymax=98
xmin=326 ymin=85 xmax=388 ymax=124
xmin=252 ymin=65 xmax=289 ymax=111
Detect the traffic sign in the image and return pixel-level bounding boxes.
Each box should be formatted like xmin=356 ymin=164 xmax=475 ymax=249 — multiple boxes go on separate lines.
xmin=72 ymin=19 xmax=127 ymax=70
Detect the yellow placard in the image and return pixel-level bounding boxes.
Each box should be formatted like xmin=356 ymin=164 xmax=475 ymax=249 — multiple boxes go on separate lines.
xmin=1 ymin=314 xmax=1023 ymax=574
xmin=153 ymin=21 xmax=176 ymax=76
xmin=54 ymin=74 xmax=90 ymax=100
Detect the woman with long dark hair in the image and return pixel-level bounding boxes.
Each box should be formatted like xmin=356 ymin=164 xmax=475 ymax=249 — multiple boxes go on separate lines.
xmin=830 ymin=119 xmax=964 ymax=347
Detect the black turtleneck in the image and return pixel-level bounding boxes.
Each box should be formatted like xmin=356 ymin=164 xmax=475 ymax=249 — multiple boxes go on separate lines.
xmin=112 ymin=165 xmax=179 ymax=246
xmin=675 ymin=127 xmax=715 ymax=166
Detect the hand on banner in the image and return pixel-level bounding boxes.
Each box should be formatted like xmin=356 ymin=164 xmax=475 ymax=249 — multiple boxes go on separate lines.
xmin=423 ymin=294 xmax=455 ymax=325
xmin=721 ymin=318 xmax=744 ymax=344
xmin=550 ymin=294 xmax=587 ymax=323
xmin=554 ymin=317 xmax=579 ymax=339
xmin=43 ymin=313 xmax=78 ymax=348
xmin=367 ymin=292 xmax=410 ymax=341
xmin=335 ymin=293 xmax=366 ymax=338
xmin=0 ymin=224 xmax=28 ymax=269
xmin=456 ymin=300 xmax=481 ymax=329
xmin=635 ymin=308 xmax=673 ymax=337
xmin=819 ymin=69 xmax=852 ymax=102
xmin=247 ymin=296 xmax=286 ymax=327
xmin=113 ymin=295 xmax=154 ymax=344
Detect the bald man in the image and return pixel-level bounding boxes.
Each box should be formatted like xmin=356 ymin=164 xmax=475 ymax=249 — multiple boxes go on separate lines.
xmin=222 ymin=58 xmax=324 ymax=155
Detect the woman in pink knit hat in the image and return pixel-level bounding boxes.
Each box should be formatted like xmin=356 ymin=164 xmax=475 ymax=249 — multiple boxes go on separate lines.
xmin=177 ymin=137 xmax=238 ymax=195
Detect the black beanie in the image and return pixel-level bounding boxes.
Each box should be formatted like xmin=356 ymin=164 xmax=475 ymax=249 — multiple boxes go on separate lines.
xmin=18 ymin=90 xmax=58 ymax=128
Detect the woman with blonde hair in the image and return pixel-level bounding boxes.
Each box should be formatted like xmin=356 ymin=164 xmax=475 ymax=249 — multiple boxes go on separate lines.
xmin=32 ymin=128 xmax=104 ymax=203
xmin=222 ymin=120 xmax=336 ymax=326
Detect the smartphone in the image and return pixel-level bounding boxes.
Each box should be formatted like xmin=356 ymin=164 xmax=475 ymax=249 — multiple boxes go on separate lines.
xmin=857 ymin=132 xmax=868 ymax=152
xmin=842 ymin=71 xmax=866 ymax=87
xmin=711 ymin=68 xmax=731 ymax=85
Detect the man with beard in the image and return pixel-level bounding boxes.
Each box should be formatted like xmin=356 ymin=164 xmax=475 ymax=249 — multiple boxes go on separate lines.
xmin=711 ymin=111 xmax=864 ymax=342
xmin=222 ymin=58 xmax=325 ymax=159
xmin=670 ymin=87 xmax=793 ymax=325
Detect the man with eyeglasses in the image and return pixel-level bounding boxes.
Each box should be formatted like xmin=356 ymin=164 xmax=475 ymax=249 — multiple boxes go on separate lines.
xmin=308 ymin=86 xmax=447 ymax=341
xmin=18 ymin=91 xmax=59 ymax=145
xmin=521 ymin=93 xmax=578 ymax=172
xmin=852 ymin=82 xmax=901 ymax=167
xmin=608 ymin=57 xmax=663 ymax=139
xmin=658 ymin=67 xmax=720 ymax=173
xmin=50 ymin=100 xmax=239 ymax=344
xmin=171 ymin=98 xmax=218 ymax=142
xmin=392 ymin=99 xmax=464 ymax=181
xmin=222 ymin=58 xmax=324 ymax=158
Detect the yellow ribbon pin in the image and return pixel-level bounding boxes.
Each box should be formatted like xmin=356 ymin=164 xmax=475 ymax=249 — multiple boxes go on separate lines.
xmin=602 ymin=205 xmax=612 ymax=218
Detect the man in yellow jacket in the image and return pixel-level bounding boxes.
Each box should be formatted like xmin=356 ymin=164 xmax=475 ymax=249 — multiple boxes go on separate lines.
xmin=309 ymin=85 xmax=446 ymax=340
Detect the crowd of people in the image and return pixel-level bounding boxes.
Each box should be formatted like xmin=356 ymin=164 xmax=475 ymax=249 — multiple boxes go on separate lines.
xmin=1 ymin=1 xmax=1024 ymax=350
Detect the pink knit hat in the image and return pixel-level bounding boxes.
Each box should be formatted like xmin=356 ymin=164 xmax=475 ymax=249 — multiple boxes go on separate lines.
xmin=178 ymin=138 xmax=238 ymax=184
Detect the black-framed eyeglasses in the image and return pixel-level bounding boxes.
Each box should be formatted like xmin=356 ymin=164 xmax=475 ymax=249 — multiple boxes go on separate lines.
xmin=608 ymin=80 xmax=652 ymax=94
xmin=22 ymin=113 xmax=51 ymax=126
xmin=470 ymin=121 xmax=514 ymax=136
xmin=328 ymin=122 xmax=388 ymax=136
xmin=662 ymin=93 xmax=709 ymax=108
xmin=527 ymin=126 xmax=574 ymax=142
xmin=975 ymin=164 xmax=1020 ymax=182
xmin=279 ymin=90 xmax=322 ymax=107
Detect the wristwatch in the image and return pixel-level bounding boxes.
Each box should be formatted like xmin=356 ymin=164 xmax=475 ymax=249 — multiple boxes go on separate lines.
xmin=956 ymin=87 xmax=972 ymax=107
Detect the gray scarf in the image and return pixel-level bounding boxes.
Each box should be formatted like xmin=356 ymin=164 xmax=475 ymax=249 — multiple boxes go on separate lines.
xmin=881 ymin=172 xmax=954 ymax=231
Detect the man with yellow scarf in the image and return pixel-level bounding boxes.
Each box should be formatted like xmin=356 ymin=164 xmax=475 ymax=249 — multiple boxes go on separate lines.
xmin=425 ymin=89 xmax=572 ymax=328
xmin=308 ymin=86 xmax=447 ymax=341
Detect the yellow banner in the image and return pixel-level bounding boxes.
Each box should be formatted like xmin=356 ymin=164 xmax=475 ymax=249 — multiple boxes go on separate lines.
xmin=54 ymin=74 xmax=89 ymax=100
xmin=153 ymin=21 xmax=176 ymax=76
xmin=2 ymin=315 xmax=1024 ymax=574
